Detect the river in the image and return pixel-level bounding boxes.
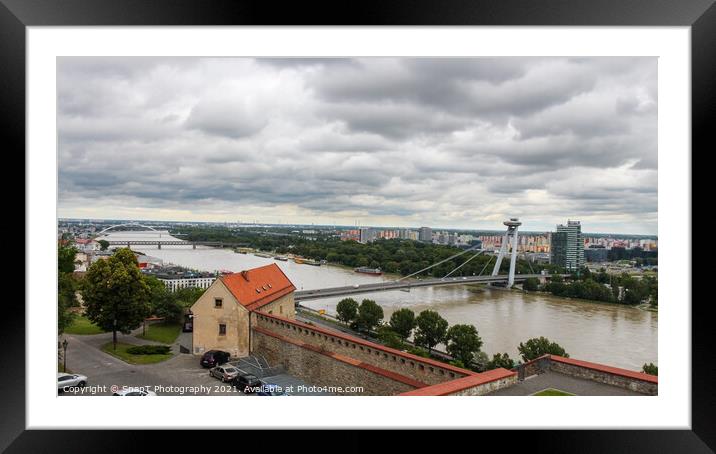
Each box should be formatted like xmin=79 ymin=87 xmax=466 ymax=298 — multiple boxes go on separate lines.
xmin=99 ymin=231 xmax=658 ymax=370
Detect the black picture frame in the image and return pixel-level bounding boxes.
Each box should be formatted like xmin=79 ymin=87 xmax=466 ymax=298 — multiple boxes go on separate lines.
xmin=3 ymin=0 xmax=711 ymax=451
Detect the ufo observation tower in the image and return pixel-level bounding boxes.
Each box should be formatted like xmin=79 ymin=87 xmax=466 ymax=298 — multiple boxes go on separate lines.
xmin=491 ymin=218 xmax=522 ymax=288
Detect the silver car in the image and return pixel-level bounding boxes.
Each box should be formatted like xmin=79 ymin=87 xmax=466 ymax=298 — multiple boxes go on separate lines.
xmin=57 ymin=372 xmax=88 ymax=392
xmin=210 ymin=365 xmax=240 ymax=382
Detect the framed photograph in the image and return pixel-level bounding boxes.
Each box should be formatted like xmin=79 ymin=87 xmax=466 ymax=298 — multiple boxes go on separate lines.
xmin=6 ymin=0 xmax=712 ymax=450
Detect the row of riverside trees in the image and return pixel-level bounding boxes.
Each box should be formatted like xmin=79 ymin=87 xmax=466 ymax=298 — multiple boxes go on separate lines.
xmin=58 ymin=246 xmax=205 ymax=349
xmin=521 ymin=267 xmax=657 ymax=307
xmin=173 ymin=225 xmax=562 ymax=278
xmin=334 ymin=297 xmax=572 ymax=372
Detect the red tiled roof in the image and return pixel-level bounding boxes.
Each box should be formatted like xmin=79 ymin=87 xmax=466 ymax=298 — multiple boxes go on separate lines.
xmin=398 ymin=368 xmax=517 ymax=396
xmin=548 ymin=355 xmax=658 ymax=384
xmin=221 ymin=263 xmax=296 ymax=310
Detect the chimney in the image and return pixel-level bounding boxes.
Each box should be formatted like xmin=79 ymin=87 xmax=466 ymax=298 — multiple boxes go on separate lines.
xmin=241 ymin=270 xmax=249 ymax=281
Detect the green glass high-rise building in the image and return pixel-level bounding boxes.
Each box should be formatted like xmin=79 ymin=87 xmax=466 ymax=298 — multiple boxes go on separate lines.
xmin=550 ymin=220 xmax=585 ymax=271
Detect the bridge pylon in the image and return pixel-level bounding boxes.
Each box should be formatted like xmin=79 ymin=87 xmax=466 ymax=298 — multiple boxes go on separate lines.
xmin=491 ymin=218 xmax=522 ymax=288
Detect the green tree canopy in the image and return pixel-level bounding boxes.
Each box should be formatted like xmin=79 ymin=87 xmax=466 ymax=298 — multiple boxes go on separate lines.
xmin=522 ymin=277 xmax=539 ymax=291
xmin=58 ymin=244 xmax=78 ymax=273
xmin=336 ymin=298 xmax=359 ymax=324
xmin=389 ymin=308 xmax=416 ymax=339
xmin=81 ymin=248 xmax=151 ymax=349
xmin=376 ymin=326 xmax=404 ymax=350
xmin=58 ymin=244 xmax=79 ymax=334
xmin=98 ymin=239 xmax=110 ymax=251
xmin=445 ymin=324 xmax=483 ymax=367
xmin=642 ymin=363 xmax=658 ymax=375
xmin=486 ymin=353 xmax=515 ymax=371
xmin=353 ymin=299 xmax=384 ymax=332
xmin=144 ymin=275 xmax=183 ymax=322
xmin=518 ymin=336 xmax=569 ymax=362
xmin=414 ymin=310 xmax=448 ymax=355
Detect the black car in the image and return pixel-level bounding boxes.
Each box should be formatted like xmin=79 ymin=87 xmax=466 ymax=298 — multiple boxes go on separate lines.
xmin=200 ymin=350 xmax=230 ymax=368
xmin=231 ymin=373 xmax=262 ymax=394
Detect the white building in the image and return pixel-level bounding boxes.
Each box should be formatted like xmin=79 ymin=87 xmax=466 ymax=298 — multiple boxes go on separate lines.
xmin=159 ymin=276 xmax=216 ymax=292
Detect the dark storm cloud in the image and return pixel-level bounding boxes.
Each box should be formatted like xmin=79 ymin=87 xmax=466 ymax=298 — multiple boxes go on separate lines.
xmin=57 ymin=57 xmax=657 ymax=233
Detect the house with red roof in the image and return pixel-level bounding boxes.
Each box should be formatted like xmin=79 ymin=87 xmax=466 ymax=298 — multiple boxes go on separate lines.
xmin=190 ymin=263 xmax=296 ymax=357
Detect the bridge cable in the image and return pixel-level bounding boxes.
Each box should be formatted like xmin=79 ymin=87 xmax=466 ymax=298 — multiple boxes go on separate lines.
xmin=477 ymin=255 xmax=495 ymax=277
xmin=394 ymin=246 xmax=481 ymax=282
xmin=443 ymin=250 xmax=485 ymax=279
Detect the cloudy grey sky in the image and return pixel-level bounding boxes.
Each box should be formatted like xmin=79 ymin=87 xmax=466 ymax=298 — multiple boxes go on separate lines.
xmin=57 ymin=57 xmax=657 ymax=234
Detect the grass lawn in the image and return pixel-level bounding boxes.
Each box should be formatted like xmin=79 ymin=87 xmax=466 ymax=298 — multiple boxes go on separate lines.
xmin=136 ymin=322 xmax=182 ymax=344
xmin=64 ymin=315 xmax=106 ymax=335
xmin=101 ymin=342 xmax=173 ymax=365
xmin=532 ymin=388 xmax=575 ymax=396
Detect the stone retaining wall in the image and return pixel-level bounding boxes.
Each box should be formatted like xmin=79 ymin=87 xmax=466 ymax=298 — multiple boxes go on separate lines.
xmin=253 ymin=312 xmax=473 ymax=386
xmin=252 ymin=327 xmax=419 ymax=396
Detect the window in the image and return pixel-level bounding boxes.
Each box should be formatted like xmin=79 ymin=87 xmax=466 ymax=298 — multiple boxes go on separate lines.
xmin=214 ymin=298 xmax=223 ymax=308
xmin=279 ymin=306 xmax=283 ymax=314
xmin=219 ymin=324 xmax=226 ymax=335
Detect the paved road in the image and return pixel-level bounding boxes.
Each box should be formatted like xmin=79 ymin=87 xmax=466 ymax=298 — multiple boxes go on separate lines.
xmin=59 ymin=331 xmax=244 ymax=396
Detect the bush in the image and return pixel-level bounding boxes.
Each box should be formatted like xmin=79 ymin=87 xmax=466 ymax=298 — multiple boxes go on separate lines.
xmin=642 ymin=363 xmax=658 ymax=375
xmin=126 ymin=345 xmax=172 ymax=355
xmin=486 ymin=352 xmax=516 ymax=370
xmin=406 ymin=346 xmax=430 ymax=358
xmin=522 ymin=277 xmax=540 ymax=291
xmin=518 ymin=336 xmax=569 ymax=362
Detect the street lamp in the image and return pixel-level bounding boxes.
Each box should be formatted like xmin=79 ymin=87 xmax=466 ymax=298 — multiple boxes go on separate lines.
xmin=62 ymin=339 xmax=69 ymax=373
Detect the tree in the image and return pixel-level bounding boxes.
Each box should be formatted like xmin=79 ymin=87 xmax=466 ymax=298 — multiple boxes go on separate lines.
xmin=58 ymin=273 xmax=77 ymax=334
xmin=445 ymin=324 xmax=483 ymax=367
xmin=522 ymin=277 xmax=539 ymax=291
xmin=518 ymin=336 xmax=569 ymax=362
xmin=353 ymin=299 xmax=384 ymax=332
xmin=389 ymin=308 xmax=416 ymax=340
xmin=486 ymin=353 xmax=515 ymax=370
xmin=377 ymin=326 xmax=404 ymax=349
xmin=336 ymin=298 xmax=359 ymax=324
xmin=58 ymin=245 xmax=79 ymax=334
xmin=81 ymin=248 xmax=151 ymax=350
xmin=413 ymin=310 xmax=448 ymax=355
xmin=98 ymin=239 xmax=110 ymax=251
xmin=642 ymin=363 xmax=658 ymax=375
xmin=144 ymin=275 xmax=183 ymax=322
xmin=58 ymin=244 xmax=78 ymax=273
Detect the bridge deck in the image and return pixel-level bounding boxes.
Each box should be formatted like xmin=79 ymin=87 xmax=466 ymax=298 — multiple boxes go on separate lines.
xmin=294 ymin=273 xmax=557 ymax=301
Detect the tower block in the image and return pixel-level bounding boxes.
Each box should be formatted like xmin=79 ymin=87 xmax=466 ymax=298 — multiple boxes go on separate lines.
xmin=491 ymin=218 xmax=522 ymax=288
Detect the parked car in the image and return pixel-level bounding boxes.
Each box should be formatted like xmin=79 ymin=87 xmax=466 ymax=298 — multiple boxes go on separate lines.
xmin=57 ymin=372 xmax=87 ymax=392
xmin=257 ymin=383 xmax=289 ymax=396
xmin=209 ymin=364 xmax=241 ymax=382
xmin=112 ymin=387 xmax=157 ymax=396
xmin=231 ymin=373 xmax=262 ymax=393
xmin=200 ymin=350 xmax=230 ymax=368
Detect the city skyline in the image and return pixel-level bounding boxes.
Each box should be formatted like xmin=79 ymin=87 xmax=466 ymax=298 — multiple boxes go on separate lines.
xmin=58 ymin=57 xmax=657 ymax=234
